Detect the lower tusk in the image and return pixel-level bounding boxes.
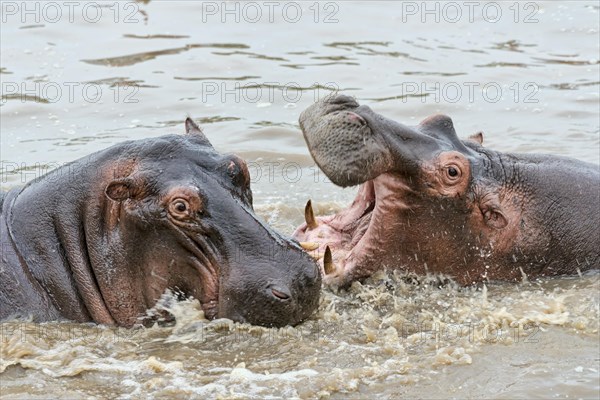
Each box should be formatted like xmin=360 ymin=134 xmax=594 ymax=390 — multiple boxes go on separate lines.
xmin=323 ymin=246 xmax=335 ymax=275
xmin=310 ymin=252 xmax=323 ymax=261
xmin=300 ymin=242 xmax=320 ymax=251
xmin=304 ymin=199 xmax=319 ymax=229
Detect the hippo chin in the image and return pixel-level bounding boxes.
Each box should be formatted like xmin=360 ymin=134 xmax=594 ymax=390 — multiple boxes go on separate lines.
xmin=293 ymin=95 xmax=599 ymax=287
xmin=1 ymin=118 xmax=320 ymax=327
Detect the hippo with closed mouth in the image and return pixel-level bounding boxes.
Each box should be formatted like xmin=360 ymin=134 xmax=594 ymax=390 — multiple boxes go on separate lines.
xmin=0 ymin=118 xmax=320 ymax=327
xmin=293 ymin=95 xmax=599 ymax=287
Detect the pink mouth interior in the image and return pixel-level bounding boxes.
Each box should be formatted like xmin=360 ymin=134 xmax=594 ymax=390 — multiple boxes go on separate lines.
xmin=293 ymin=173 xmax=414 ymax=283
xmin=293 ymin=179 xmax=379 ymax=278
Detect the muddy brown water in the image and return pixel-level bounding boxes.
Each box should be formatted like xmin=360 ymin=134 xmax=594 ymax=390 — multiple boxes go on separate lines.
xmin=1 ymin=1 xmax=599 ymax=399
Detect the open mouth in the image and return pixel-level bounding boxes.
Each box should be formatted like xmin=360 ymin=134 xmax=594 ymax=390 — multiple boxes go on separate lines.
xmin=292 ymin=176 xmax=392 ymax=286
xmin=295 ymin=95 xmax=419 ymax=285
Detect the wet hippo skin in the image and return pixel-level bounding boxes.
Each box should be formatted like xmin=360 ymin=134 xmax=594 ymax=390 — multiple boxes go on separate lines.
xmin=0 ymin=118 xmax=321 ymax=327
xmin=294 ymin=95 xmax=599 ymax=287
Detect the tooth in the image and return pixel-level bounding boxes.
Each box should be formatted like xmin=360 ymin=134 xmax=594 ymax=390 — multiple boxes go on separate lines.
xmin=304 ymin=199 xmax=319 ymax=229
xmin=311 ymin=253 xmax=323 ymax=261
xmin=323 ymin=246 xmax=335 ymax=275
xmin=300 ymin=242 xmax=320 ymax=251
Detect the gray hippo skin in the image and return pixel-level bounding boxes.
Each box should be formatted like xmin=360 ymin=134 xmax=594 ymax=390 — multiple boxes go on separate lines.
xmin=294 ymin=95 xmax=599 ymax=287
xmin=1 ymin=118 xmax=320 ymax=327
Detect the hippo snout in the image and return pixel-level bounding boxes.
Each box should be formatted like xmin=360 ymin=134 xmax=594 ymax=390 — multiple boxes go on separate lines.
xmin=299 ymin=94 xmax=394 ymax=188
xmin=217 ymin=244 xmax=321 ymax=328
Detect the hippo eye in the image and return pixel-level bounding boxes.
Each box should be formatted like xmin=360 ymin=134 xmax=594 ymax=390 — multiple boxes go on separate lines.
xmin=169 ymin=198 xmax=191 ymax=218
xmin=175 ymin=201 xmax=187 ymax=212
xmin=444 ymin=165 xmax=461 ymax=181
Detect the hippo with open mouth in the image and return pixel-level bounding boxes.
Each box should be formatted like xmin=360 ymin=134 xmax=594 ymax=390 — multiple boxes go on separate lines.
xmin=293 ymin=95 xmax=599 ymax=287
xmin=0 ymin=118 xmax=320 ymax=327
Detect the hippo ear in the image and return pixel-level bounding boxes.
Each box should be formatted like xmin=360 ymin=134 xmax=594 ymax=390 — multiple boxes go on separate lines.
xmin=467 ymin=132 xmax=484 ymax=145
xmin=105 ymin=178 xmax=137 ymax=202
xmin=418 ymin=114 xmax=457 ymax=139
xmin=478 ymin=192 xmax=508 ymax=229
xmin=185 ymin=117 xmax=213 ymax=147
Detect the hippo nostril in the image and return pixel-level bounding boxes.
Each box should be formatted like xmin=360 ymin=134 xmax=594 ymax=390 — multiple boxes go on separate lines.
xmin=271 ymin=287 xmax=290 ymax=301
xmin=348 ymin=112 xmax=366 ymax=126
xmin=329 ymin=94 xmax=358 ymax=107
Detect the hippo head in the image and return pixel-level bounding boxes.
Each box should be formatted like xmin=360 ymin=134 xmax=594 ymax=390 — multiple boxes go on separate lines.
xmin=94 ymin=119 xmax=320 ymax=327
xmin=293 ymin=95 xmax=511 ymax=286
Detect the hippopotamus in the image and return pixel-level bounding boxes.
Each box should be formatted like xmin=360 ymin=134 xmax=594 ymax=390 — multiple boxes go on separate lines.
xmin=0 ymin=118 xmax=320 ymax=327
xmin=293 ymin=95 xmax=599 ymax=287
